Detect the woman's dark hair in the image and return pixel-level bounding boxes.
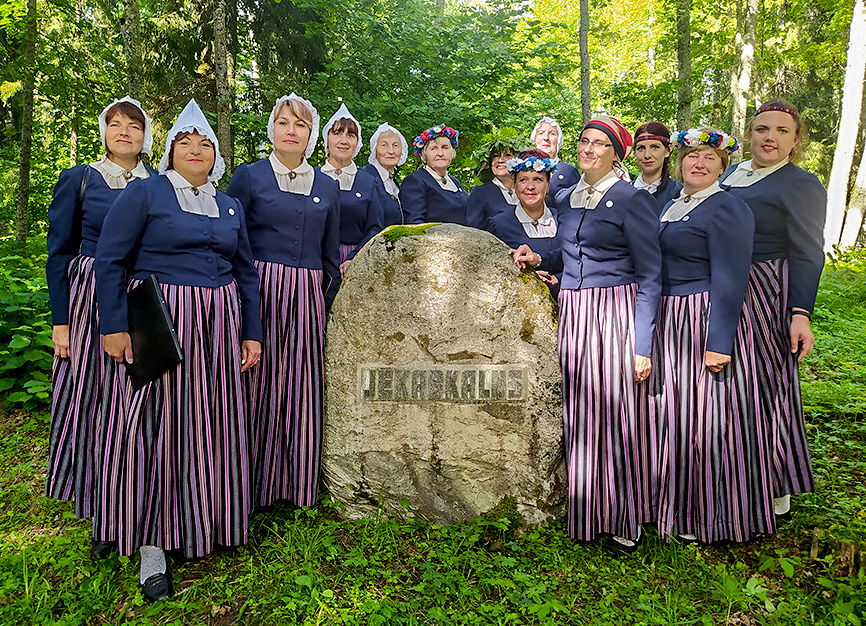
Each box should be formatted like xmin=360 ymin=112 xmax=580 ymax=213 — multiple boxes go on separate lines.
xmin=512 ymin=148 xmax=553 ymax=181
xmin=104 ymin=101 xmax=146 ymax=154
xmin=633 ymin=121 xmax=673 ymax=193
xmin=331 ymin=118 xmax=359 ymax=137
xmin=167 ymin=131 xmax=214 ymax=175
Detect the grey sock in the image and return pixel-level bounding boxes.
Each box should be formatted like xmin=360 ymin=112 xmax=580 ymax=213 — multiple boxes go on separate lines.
xmin=774 ymin=494 xmax=791 ymax=515
xmin=139 ymin=545 xmax=167 ymax=584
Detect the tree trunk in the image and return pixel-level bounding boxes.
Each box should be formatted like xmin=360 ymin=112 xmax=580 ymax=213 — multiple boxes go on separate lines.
xmin=15 ymin=0 xmax=37 ymax=247
xmin=214 ymin=0 xmax=234 ymax=173
xmin=120 ymin=0 xmax=142 ymax=98
xmin=825 ymin=0 xmax=866 ymax=252
xmin=676 ymin=0 xmax=692 ymax=129
xmin=578 ymin=0 xmax=591 ymax=125
xmin=729 ymin=0 xmax=757 ymax=160
xmin=840 ymin=138 xmax=866 ymax=248
xmin=69 ymin=0 xmax=84 ymax=164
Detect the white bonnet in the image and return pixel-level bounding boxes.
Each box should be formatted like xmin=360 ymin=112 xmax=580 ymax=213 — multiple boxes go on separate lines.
xmin=322 ymin=103 xmax=362 ymax=159
xmin=157 ymin=99 xmax=225 ymax=183
xmin=368 ymin=123 xmax=408 ymax=166
xmin=531 ymin=116 xmax=565 ymax=154
xmin=99 ymin=96 xmax=153 ymax=156
xmin=268 ymin=93 xmax=320 ymax=159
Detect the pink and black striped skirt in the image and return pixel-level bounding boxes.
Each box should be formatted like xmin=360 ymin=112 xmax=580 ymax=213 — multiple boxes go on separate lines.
xmin=246 ymin=261 xmax=326 ymax=508
xmin=92 ymin=281 xmax=251 ymax=558
xmin=46 ymin=254 xmax=110 ymax=519
xmin=558 ymin=284 xmax=656 ymax=542
xmin=652 ymin=292 xmax=775 ymax=543
xmin=745 ymin=259 xmax=814 ymax=497
xmin=339 ymin=243 xmax=355 ymax=265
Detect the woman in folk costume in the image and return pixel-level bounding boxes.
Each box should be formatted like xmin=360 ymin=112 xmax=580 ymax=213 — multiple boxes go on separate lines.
xmin=466 ymin=131 xmax=523 ymax=230
xmin=95 ymin=99 xmax=262 ymax=601
xmin=532 ymin=116 xmax=580 ymax=203
xmin=400 ymin=125 xmax=470 ymax=225
xmin=45 ymin=96 xmax=155 ymax=555
xmin=227 ymin=94 xmax=340 ymax=510
xmin=360 ymin=122 xmax=409 ymax=227
xmin=490 ymin=148 xmax=562 ymax=298
xmin=512 ymin=115 xmax=662 ymax=557
xmin=720 ymin=99 xmax=827 ymax=521
xmin=631 ymin=121 xmax=683 ymax=212
xmin=653 ymin=128 xmax=774 ymax=543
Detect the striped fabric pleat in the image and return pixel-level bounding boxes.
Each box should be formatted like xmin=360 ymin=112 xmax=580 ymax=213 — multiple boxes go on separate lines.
xmin=339 ymin=243 xmax=355 ymax=265
xmin=652 ymin=292 xmax=775 ymax=543
xmin=93 ymin=281 xmax=250 ymax=558
xmin=246 ymin=261 xmax=326 ymax=508
xmin=45 ymin=254 xmax=110 ymax=519
xmin=745 ymin=260 xmax=814 ymax=496
xmin=558 ymin=284 xmax=656 ymax=542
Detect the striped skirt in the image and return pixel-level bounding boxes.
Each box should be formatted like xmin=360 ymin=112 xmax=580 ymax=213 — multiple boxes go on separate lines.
xmin=652 ymin=292 xmax=775 ymax=543
xmin=558 ymin=284 xmax=656 ymax=542
xmin=339 ymin=243 xmax=355 ymax=265
xmin=92 ymin=282 xmax=251 ymax=558
xmin=45 ymin=254 xmax=110 ymax=519
xmin=246 ymin=261 xmax=326 ymax=508
xmin=746 ymin=260 xmax=814 ymax=496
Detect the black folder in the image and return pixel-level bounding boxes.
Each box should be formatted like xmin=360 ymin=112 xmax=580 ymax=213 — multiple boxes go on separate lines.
xmin=125 ymin=274 xmax=183 ymax=391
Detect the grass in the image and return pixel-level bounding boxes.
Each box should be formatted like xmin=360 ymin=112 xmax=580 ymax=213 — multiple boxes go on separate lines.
xmin=0 ymin=264 xmax=864 ymax=625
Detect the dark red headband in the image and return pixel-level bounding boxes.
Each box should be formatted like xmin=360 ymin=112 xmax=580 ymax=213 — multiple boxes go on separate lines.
xmin=634 ymin=133 xmax=670 ymax=145
xmin=756 ymin=103 xmax=800 ymax=120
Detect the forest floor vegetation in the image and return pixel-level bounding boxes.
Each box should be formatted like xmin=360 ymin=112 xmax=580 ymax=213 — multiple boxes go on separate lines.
xmin=0 ymin=246 xmax=863 ymax=625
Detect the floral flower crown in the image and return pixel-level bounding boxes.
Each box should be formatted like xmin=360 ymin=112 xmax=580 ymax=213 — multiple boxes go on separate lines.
xmin=413 ymin=125 xmax=459 ymax=156
xmin=506 ymin=155 xmax=559 ymax=173
xmin=671 ymin=129 xmax=740 ymax=153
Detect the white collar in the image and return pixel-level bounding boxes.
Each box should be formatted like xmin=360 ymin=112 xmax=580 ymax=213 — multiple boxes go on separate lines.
xmin=165 ymin=169 xmax=215 ymax=196
xmin=570 ymin=170 xmax=619 ymax=209
xmin=90 ymin=155 xmax=150 ymax=190
xmin=424 ymin=165 xmax=458 ymax=192
xmin=269 ymin=153 xmax=314 ymax=196
xmin=492 ymin=176 xmax=519 ymax=204
xmin=660 ymin=181 xmax=723 ymax=222
xmin=633 ymin=173 xmax=660 ymax=194
xmin=515 ymin=203 xmax=554 ymax=226
xmin=574 ymin=169 xmax=619 ymax=194
xmin=270 ymin=152 xmax=313 ymax=176
xmin=321 ymin=160 xmax=357 ymax=176
xmin=372 ymin=160 xmax=395 ymax=182
xmin=723 ymin=158 xmax=789 ymax=187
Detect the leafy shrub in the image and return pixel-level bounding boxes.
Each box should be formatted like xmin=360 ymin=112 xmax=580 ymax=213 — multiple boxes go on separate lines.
xmin=0 ymin=248 xmax=53 ymax=410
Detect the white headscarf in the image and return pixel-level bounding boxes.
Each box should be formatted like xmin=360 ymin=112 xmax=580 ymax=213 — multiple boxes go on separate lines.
xmin=98 ymin=96 xmax=153 ymax=156
xmin=157 ymin=99 xmax=225 ymax=183
xmin=322 ymin=103 xmax=362 ymax=159
xmin=268 ymin=93 xmax=320 ymax=159
xmin=368 ymin=123 xmax=408 ymax=167
xmin=531 ymin=116 xmax=565 ymax=154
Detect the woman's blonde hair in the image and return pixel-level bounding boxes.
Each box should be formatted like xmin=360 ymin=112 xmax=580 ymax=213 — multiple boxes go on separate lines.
xmin=673 ymin=127 xmax=730 ymax=180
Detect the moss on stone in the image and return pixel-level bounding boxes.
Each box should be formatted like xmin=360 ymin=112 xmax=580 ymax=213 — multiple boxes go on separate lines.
xmin=381 ymin=223 xmax=441 ymax=243
xmin=480 ymin=496 xmax=525 ymax=544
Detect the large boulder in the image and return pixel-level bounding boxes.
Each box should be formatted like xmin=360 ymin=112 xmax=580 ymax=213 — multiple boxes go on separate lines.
xmin=323 ymin=223 xmax=565 ymax=526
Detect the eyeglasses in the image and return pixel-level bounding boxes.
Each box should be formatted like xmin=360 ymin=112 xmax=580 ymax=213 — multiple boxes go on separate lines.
xmin=578 ymin=138 xmax=612 ymax=150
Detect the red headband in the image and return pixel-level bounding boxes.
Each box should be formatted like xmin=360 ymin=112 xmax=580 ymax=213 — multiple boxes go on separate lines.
xmin=756 ymin=103 xmax=799 ymax=121
xmin=634 ymin=133 xmax=671 ymax=145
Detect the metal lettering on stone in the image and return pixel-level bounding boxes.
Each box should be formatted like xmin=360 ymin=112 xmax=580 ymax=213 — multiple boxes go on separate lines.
xmin=359 ymin=364 xmax=528 ymax=403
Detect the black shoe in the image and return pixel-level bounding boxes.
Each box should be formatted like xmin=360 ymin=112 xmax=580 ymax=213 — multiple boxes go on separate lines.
xmin=603 ymin=534 xmax=641 ymax=558
xmin=90 ymin=539 xmax=116 ymax=560
xmin=775 ymin=510 xmax=792 ymax=523
xmin=141 ymin=572 xmax=173 ymax=602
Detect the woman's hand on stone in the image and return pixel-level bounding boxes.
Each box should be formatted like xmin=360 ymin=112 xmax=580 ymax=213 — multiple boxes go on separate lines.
xmin=704 ymin=350 xmax=731 ymax=373
xmin=52 ymin=324 xmax=70 ymax=358
xmin=509 ymin=245 xmax=540 ymax=269
xmin=241 ymin=340 xmax=262 ymax=372
xmin=103 ymin=332 xmax=133 ymax=364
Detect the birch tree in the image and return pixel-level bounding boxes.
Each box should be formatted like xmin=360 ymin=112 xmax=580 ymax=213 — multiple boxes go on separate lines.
xmin=579 ymin=0 xmax=591 ymax=124
xmin=729 ymin=0 xmax=757 ymax=156
xmin=676 ymin=0 xmax=692 ymax=129
xmin=214 ymin=0 xmax=234 ymax=172
xmin=824 ymin=0 xmax=866 ymax=252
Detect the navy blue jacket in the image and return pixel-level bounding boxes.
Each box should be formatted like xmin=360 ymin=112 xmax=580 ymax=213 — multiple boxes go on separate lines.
xmin=488 ymin=207 xmax=562 ymax=299
xmin=658 ymin=191 xmax=754 ymax=354
xmin=649 ymin=178 xmax=683 ymax=214
xmin=46 ymin=163 xmax=156 ymax=324
xmin=227 ymin=160 xmax=341 ymax=301
xmin=316 ymin=167 xmax=385 ymax=259
xmin=547 ymin=161 xmax=580 ymax=205
xmin=544 ymin=180 xmax=662 ymax=356
xmin=721 ymin=162 xmax=826 ymax=313
xmin=467 ymin=181 xmax=517 ymax=230
xmin=95 ymin=175 xmax=262 ymax=342
xmin=400 ymin=169 xmax=469 ymax=225
xmin=360 ymin=163 xmax=404 ymax=227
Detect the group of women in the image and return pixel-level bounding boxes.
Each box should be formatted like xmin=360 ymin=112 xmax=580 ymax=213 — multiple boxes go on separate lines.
xmin=45 ymin=91 xmax=825 ymax=601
